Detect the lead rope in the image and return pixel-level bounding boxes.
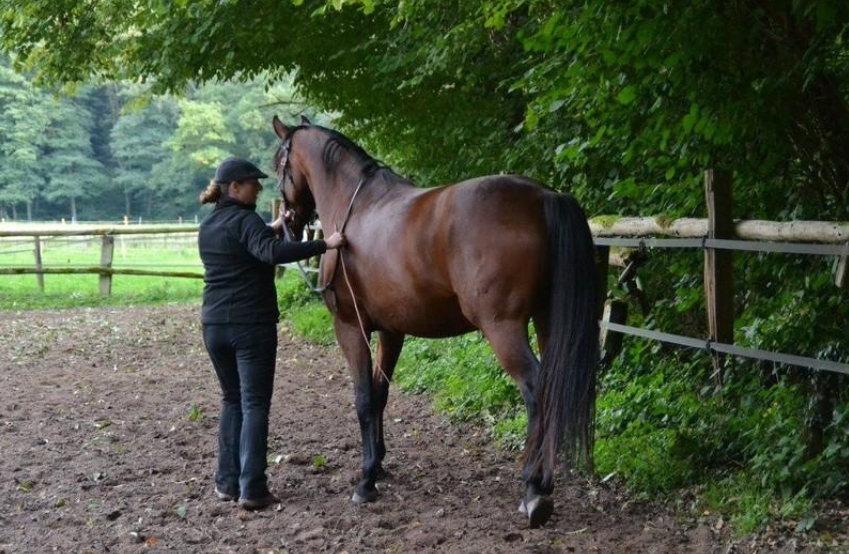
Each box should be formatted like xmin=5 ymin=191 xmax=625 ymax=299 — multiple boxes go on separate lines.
xmin=335 ymin=176 xmax=389 ymax=384
xmin=285 ymin=175 xmax=387 ymax=383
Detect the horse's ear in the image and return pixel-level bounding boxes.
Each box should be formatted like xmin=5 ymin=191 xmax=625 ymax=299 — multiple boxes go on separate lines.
xmin=272 ymin=115 xmax=290 ymax=140
xmin=300 ymin=115 xmax=312 ymax=126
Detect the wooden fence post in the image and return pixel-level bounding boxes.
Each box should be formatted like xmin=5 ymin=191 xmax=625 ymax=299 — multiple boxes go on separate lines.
xmin=595 ymin=245 xmax=610 ymax=316
xmin=99 ymin=235 xmax=115 ymax=296
xmin=33 ymin=236 xmax=44 ymax=292
xmin=836 ymin=248 xmax=848 ymax=290
xmin=704 ymin=169 xmax=734 ymax=347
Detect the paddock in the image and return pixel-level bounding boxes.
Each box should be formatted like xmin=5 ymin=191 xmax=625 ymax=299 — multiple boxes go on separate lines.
xmin=0 ymin=303 xmax=792 ymax=553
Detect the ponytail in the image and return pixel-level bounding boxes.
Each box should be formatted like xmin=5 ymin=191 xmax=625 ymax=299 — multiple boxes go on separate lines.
xmin=199 ymin=179 xmax=224 ymax=205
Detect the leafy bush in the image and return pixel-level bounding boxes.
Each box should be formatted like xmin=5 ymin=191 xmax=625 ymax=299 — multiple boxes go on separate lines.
xmin=395 ymin=333 xmax=522 ymax=424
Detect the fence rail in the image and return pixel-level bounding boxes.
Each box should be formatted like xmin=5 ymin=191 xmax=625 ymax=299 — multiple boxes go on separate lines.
xmin=594 ymin=169 xmax=848 ymax=377
xmin=0 ymin=221 xmax=324 ymax=294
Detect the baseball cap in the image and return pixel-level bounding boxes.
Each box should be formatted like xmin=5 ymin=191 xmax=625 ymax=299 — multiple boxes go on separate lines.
xmin=214 ymin=157 xmax=269 ymax=183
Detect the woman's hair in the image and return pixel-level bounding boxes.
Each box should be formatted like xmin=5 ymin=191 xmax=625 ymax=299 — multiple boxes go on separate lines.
xmin=199 ymin=179 xmax=227 ymax=204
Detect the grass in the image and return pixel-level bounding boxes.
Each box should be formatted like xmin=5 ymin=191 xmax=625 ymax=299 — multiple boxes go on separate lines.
xmin=1 ymin=232 xmax=203 ymax=309
xmin=280 ymin=288 xmax=526 ymax=447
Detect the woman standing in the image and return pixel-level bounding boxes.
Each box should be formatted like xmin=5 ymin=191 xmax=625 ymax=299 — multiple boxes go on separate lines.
xmin=198 ymin=157 xmax=344 ymax=510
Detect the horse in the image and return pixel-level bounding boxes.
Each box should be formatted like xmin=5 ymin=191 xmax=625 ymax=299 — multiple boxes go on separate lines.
xmin=271 ymin=115 xmax=600 ymax=528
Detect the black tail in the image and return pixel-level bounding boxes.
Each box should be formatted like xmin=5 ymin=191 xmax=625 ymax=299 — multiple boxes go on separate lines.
xmin=528 ymin=192 xmax=599 ymax=488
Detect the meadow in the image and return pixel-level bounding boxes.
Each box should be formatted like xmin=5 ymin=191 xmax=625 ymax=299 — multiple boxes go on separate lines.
xmin=0 ymin=229 xmax=204 ymax=309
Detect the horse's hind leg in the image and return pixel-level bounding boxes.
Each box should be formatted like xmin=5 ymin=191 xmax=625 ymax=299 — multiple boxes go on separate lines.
xmin=483 ymin=322 xmax=554 ymax=528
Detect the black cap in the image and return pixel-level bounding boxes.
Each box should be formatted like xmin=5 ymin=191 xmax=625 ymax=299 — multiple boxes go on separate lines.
xmin=214 ymin=157 xmax=269 ymax=183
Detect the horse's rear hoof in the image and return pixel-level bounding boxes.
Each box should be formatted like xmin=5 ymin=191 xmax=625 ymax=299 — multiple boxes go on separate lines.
xmin=351 ymin=485 xmax=378 ymax=504
xmin=518 ymin=495 xmax=553 ymax=528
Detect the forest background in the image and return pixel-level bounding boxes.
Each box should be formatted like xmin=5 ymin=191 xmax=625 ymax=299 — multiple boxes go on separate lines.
xmin=1 ymin=0 xmax=848 ymax=537
xmin=0 ymin=58 xmax=305 ymax=222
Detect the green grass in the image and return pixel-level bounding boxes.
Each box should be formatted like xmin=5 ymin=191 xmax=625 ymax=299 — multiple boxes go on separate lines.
xmin=1 ymin=234 xmax=203 ymax=309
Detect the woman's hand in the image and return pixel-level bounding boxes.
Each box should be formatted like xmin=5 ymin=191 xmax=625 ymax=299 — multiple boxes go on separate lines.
xmin=268 ymin=216 xmax=284 ymax=234
xmin=324 ymin=231 xmax=346 ymax=250
xmin=269 ymin=205 xmax=294 ymax=236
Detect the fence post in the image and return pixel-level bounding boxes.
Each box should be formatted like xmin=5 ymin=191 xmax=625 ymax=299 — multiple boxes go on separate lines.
xmin=704 ymin=169 xmax=734 ymax=379
xmin=595 ymin=245 xmax=610 ymax=316
xmin=836 ymin=247 xmax=848 ymax=290
xmin=99 ymin=235 xmax=115 ymax=296
xmin=33 ymin=236 xmax=44 ymax=292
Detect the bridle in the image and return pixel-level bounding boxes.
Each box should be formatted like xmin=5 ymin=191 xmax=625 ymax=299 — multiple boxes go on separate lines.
xmin=274 ymin=127 xmax=367 ymax=293
xmin=275 ymin=130 xmax=301 ymax=238
xmin=275 ymin=127 xmax=327 ymax=292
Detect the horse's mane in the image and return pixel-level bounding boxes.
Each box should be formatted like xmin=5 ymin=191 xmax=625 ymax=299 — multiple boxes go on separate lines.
xmin=317 ymin=125 xmax=384 ymax=181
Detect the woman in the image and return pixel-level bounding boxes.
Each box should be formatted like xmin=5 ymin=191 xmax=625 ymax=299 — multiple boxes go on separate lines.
xmin=198 ymin=156 xmax=344 ymax=510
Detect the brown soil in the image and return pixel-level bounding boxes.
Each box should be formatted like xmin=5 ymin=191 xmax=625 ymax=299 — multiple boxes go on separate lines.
xmin=0 ymin=304 xmax=843 ymax=553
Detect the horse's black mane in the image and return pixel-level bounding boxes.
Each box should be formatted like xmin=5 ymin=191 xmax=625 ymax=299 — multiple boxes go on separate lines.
xmin=316 ymin=125 xmax=384 ymax=180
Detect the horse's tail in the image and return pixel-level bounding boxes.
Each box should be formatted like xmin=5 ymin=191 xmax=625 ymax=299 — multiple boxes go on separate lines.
xmin=528 ymin=192 xmax=599 ymax=488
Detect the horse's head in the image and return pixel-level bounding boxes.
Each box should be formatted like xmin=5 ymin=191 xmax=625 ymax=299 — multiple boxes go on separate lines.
xmin=272 ymin=114 xmax=316 ymax=241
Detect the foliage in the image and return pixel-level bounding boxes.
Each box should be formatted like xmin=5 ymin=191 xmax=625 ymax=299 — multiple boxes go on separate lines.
xmin=394 ymin=333 xmax=522 ymax=423
xmin=279 ymin=285 xmax=525 ymax=440
xmin=0 ymin=63 xmax=309 ymax=221
xmin=280 ymin=291 xmax=336 ymax=346
xmin=4 ymin=0 xmax=846 ymax=219
xmin=3 ymin=0 xmax=849 ymax=535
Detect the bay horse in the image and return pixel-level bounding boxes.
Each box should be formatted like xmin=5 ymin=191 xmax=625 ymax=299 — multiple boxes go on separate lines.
xmin=272 ymin=115 xmax=599 ymax=528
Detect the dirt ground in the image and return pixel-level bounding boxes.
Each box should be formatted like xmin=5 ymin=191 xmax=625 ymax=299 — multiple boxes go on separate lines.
xmin=1 ymin=304 xmax=845 ymax=553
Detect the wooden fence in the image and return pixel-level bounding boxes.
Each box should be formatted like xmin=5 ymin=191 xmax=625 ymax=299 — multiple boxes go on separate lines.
xmin=0 ymin=222 xmax=324 ymax=296
xmin=0 ymin=225 xmax=202 ymax=296
xmin=593 ymin=170 xmax=849 ymax=376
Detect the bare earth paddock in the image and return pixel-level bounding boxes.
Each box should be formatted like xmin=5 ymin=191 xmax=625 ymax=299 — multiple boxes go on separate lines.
xmin=0 ymin=304 xmax=842 ymax=553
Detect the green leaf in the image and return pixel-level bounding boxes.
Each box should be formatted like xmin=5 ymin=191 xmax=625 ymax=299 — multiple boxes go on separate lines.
xmin=616 ymin=85 xmax=637 ymax=105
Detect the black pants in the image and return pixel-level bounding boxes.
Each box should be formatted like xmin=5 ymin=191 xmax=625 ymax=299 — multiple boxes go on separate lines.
xmin=202 ymin=323 xmax=278 ymax=500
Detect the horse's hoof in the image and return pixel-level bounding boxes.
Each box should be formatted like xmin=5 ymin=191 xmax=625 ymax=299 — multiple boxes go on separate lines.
xmin=518 ymin=495 xmax=553 ymax=528
xmin=351 ymin=486 xmax=378 ymax=504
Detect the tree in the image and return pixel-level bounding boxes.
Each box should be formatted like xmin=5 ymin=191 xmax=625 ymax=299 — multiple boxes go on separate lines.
xmin=41 ymin=93 xmax=108 ymax=222
xmin=0 ymin=60 xmax=51 ymax=220
xmin=110 ymin=93 xmax=178 ymax=217
xmin=1 ymin=0 xmax=846 ymax=220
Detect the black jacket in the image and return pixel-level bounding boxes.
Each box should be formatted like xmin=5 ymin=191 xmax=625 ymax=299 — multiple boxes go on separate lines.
xmin=198 ymin=198 xmax=326 ymax=324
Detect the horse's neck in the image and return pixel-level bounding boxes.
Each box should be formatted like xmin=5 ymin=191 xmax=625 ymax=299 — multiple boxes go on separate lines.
xmin=311 ymin=163 xmax=371 ymax=229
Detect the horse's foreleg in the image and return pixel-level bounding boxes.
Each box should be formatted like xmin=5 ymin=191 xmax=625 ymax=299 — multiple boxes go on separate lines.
xmin=484 ymin=322 xmax=553 ymax=528
xmin=334 ymin=319 xmax=381 ymax=503
xmin=372 ymin=331 xmax=404 ymax=479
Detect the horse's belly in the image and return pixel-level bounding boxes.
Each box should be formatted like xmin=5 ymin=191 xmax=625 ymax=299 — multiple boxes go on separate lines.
xmin=371 ymin=298 xmax=475 ymax=338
